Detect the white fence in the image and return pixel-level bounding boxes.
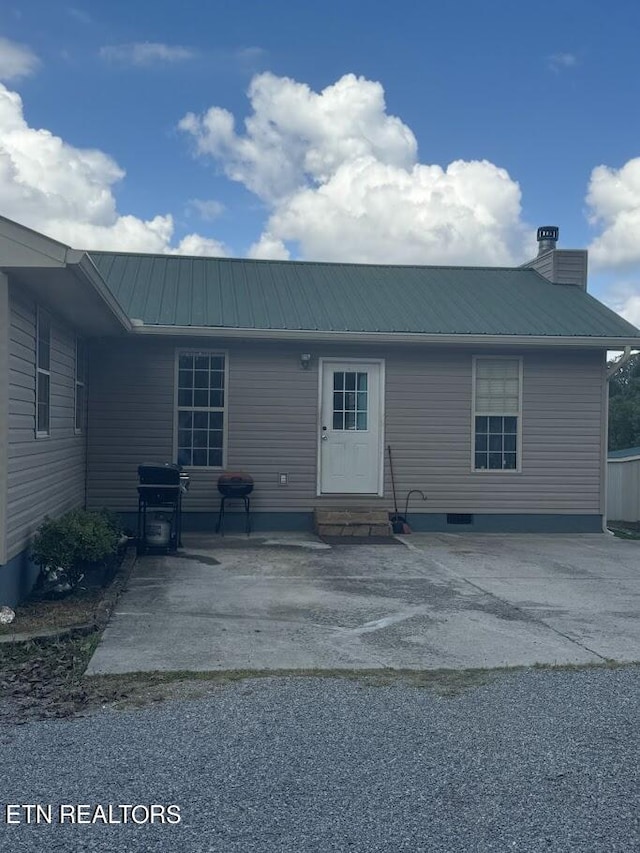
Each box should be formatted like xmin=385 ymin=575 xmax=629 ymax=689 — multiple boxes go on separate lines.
xmin=607 ymin=454 xmax=640 ymax=522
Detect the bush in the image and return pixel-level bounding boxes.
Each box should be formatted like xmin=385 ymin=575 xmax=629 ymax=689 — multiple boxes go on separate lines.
xmin=31 ymin=509 xmax=121 ymax=595
xmin=94 ymin=507 xmax=125 ymax=538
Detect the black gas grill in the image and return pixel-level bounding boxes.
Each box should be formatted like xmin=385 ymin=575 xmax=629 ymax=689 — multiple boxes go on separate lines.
xmin=136 ymin=463 xmax=189 ymax=553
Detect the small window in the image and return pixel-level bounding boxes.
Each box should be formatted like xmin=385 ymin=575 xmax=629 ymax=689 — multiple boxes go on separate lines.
xmin=473 ymin=358 xmax=521 ymax=471
xmin=75 ymin=338 xmax=87 ymax=433
xmin=332 ymin=371 xmax=368 ymax=431
xmin=36 ymin=309 xmax=51 ymax=436
xmin=176 ymin=351 xmax=226 ymax=467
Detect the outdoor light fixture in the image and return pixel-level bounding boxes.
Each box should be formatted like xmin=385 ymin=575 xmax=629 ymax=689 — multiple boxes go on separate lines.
xmin=300 ymin=353 xmax=312 ymax=369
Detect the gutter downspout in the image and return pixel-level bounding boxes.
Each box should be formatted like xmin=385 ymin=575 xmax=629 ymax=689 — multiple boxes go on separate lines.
xmin=603 ymin=347 xmax=635 ymax=532
xmin=607 ymin=346 xmax=632 ymax=379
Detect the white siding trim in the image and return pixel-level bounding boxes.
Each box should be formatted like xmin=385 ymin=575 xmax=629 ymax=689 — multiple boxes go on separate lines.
xmin=172 ymin=347 xmax=229 ymax=471
xmin=316 ymin=357 xmax=386 ymax=497
xmin=471 ymin=355 xmax=523 ymax=474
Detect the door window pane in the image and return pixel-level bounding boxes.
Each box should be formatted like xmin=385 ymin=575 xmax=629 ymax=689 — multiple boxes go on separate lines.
xmin=331 ymin=371 xmax=369 ymax=431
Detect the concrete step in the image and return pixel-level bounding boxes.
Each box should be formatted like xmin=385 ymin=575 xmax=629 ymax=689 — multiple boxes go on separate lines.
xmin=314 ymin=508 xmax=392 ymax=537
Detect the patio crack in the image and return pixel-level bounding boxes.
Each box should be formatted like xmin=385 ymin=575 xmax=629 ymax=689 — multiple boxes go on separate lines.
xmin=453 ymin=575 xmax=610 ymax=662
xmin=401 ymin=540 xmax=612 ymax=663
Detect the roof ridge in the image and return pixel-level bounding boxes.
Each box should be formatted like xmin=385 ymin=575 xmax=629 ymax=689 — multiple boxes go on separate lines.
xmin=87 ymin=248 xmax=527 ymax=273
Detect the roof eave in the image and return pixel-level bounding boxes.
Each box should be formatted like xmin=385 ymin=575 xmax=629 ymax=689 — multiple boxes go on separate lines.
xmin=129 ymin=324 xmax=640 ymax=348
xmin=70 ymin=251 xmax=133 ymax=333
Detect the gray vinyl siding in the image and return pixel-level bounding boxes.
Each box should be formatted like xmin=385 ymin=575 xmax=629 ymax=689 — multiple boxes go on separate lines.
xmin=552 ymin=251 xmax=588 ymax=290
xmin=527 ymin=251 xmax=555 ymax=282
xmin=0 ymin=274 xmax=8 ymax=563
xmin=5 ymin=283 xmax=86 ymax=560
xmin=87 ymin=338 xmax=605 ymax=517
xmin=526 ymin=250 xmax=588 ymax=290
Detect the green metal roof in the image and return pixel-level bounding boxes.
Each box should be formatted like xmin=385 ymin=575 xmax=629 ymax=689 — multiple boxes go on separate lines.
xmin=88 ymin=251 xmax=640 ymax=339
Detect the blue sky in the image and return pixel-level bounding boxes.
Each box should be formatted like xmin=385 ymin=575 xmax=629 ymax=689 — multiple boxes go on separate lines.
xmin=2 ymin=0 xmax=640 ymax=321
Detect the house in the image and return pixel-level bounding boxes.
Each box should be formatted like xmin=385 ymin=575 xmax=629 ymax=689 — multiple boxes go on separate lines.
xmin=1 ymin=216 xmax=639 ymax=605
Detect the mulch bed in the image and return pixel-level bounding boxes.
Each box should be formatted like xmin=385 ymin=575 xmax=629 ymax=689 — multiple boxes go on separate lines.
xmin=0 ymin=548 xmax=136 ymax=725
xmin=0 ymin=634 xmax=129 ymax=724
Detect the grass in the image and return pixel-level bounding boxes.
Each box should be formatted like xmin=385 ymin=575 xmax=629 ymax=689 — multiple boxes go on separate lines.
xmin=2 ymin=627 xmax=638 ymax=724
xmin=83 ymin=659 xmax=640 ymax=706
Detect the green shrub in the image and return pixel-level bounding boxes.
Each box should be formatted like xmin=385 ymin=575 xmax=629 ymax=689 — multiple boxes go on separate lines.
xmin=94 ymin=507 xmax=125 ymax=538
xmin=31 ymin=509 xmax=121 ymax=593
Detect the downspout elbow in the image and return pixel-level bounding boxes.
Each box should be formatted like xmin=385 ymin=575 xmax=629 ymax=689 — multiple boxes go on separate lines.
xmin=607 ymin=346 xmax=633 ymax=380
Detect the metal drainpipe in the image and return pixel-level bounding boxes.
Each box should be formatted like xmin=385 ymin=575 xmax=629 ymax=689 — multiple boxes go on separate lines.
xmin=603 ymin=347 xmax=635 ymax=532
xmin=607 ymin=346 xmax=632 ymax=379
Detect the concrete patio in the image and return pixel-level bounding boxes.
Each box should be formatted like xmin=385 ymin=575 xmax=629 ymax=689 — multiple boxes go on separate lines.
xmin=86 ymin=532 xmax=640 ymax=674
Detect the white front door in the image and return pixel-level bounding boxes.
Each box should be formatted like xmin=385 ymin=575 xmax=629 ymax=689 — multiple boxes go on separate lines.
xmin=319 ymin=360 xmax=383 ymax=494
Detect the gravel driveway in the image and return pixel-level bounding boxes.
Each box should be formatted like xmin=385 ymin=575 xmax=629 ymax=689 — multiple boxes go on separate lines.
xmin=1 ymin=667 xmax=639 ymax=852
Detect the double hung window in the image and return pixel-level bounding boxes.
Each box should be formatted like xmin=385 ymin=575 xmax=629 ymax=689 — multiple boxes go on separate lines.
xmin=36 ymin=309 xmax=51 ymax=436
xmin=473 ymin=358 xmax=521 ymax=471
xmin=176 ymin=352 xmax=226 ymax=467
xmin=75 ymin=338 xmax=86 ymax=433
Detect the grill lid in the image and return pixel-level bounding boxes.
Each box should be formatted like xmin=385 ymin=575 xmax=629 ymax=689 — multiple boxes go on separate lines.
xmin=217 ymin=472 xmax=254 ymax=496
xmin=138 ymin=462 xmax=182 ymax=485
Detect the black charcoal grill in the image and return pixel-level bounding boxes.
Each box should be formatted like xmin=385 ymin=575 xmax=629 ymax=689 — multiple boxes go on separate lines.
xmin=216 ymin=472 xmax=253 ymax=536
xmin=137 ymin=462 xmax=189 ymax=553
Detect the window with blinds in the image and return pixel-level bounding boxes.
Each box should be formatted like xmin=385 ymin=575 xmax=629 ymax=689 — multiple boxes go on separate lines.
xmin=473 ymin=358 xmax=521 ymax=471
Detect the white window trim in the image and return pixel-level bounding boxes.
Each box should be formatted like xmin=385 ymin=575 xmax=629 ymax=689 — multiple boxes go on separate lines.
xmin=35 ymin=307 xmax=51 ymax=438
xmin=471 ymin=355 xmax=523 ymax=474
xmin=74 ymin=336 xmax=86 ymax=435
xmin=172 ymin=348 xmax=229 ymax=470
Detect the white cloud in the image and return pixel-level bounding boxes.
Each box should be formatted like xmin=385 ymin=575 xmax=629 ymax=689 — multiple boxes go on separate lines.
xmin=179 ymin=72 xmax=530 ymax=264
xmin=248 ymin=233 xmax=290 ymax=260
xmin=188 ymin=198 xmax=225 ymax=220
xmin=587 ymin=158 xmax=640 ymax=270
xmin=100 ymin=42 xmax=196 ymax=66
xmin=170 ymin=233 xmax=227 ymax=256
xmin=548 ymin=52 xmax=578 ymax=72
xmin=602 ymin=282 xmax=640 ymax=328
xmin=0 ymin=82 xmax=226 ymax=255
xmin=0 ymin=36 xmax=40 ymax=81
